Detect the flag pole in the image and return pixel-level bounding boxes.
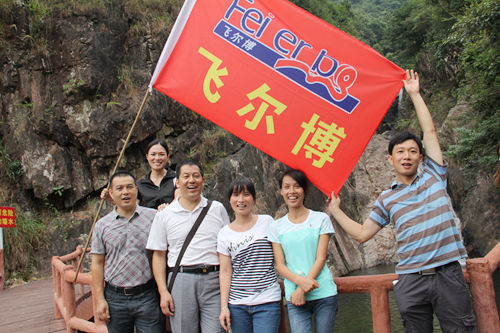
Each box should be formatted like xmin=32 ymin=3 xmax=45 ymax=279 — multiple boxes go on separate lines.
xmin=74 ymin=89 xmax=151 ymax=282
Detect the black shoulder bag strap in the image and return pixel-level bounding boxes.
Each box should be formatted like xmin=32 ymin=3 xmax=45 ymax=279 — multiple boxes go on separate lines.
xmin=167 ymin=200 xmax=213 ymax=293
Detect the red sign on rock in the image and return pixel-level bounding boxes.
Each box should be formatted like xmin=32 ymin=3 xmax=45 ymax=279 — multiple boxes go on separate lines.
xmin=0 ymin=207 xmax=15 ymax=228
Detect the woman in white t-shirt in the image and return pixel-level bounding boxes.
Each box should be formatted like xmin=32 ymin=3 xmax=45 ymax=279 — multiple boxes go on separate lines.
xmin=217 ymin=177 xmax=282 ymax=333
xmin=268 ymin=169 xmax=338 ymax=333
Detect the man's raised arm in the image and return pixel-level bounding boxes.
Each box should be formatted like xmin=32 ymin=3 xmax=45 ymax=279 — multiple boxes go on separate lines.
xmin=328 ymin=193 xmax=381 ymax=243
xmin=403 ymin=69 xmax=443 ymax=164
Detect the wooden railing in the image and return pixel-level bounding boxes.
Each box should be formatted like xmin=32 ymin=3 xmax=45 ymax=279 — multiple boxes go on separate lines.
xmin=52 ymin=243 xmax=500 ymax=333
xmin=52 ymin=246 xmax=106 ymax=333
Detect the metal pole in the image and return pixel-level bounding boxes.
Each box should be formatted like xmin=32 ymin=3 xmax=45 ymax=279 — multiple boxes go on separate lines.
xmin=0 ymin=228 xmax=3 ymax=291
xmin=74 ymin=89 xmax=151 ymax=282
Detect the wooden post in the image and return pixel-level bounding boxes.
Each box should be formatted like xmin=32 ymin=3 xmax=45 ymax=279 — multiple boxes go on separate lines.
xmin=467 ymin=257 xmax=500 ymax=333
xmin=371 ymin=286 xmax=392 ymax=333
xmin=52 ymin=258 xmax=63 ymax=319
xmin=62 ymin=266 xmax=77 ymax=333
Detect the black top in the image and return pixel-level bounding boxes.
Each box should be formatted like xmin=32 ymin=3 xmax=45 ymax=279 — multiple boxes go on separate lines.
xmin=136 ymin=167 xmax=176 ymax=209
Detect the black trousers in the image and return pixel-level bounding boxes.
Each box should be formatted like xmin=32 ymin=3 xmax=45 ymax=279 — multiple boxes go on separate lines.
xmin=393 ymin=261 xmax=477 ymax=333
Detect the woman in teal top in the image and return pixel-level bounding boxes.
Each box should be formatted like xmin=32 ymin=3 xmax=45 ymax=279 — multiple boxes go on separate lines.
xmin=268 ymin=169 xmax=338 ymax=333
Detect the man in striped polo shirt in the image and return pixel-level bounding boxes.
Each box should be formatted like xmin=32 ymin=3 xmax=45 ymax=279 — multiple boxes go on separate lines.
xmin=91 ymin=170 xmax=163 ymax=333
xmin=328 ymin=70 xmax=476 ymax=332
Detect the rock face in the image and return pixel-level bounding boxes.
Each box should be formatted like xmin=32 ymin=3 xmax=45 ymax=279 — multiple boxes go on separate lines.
xmin=0 ymin=3 xmax=498 ymax=278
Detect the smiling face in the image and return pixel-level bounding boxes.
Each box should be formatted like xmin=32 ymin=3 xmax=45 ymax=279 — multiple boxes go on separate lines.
xmin=109 ymin=175 xmax=138 ymax=212
xmin=176 ymin=163 xmax=205 ymax=203
xmin=388 ymin=139 xmax=423 ymax=184
xmin=229 ymin=185 xmax=255 ymax=217
xmin=281 ymin=175 xmax=305 ymax=209
xmin=146 ymin=144 xmax=168 ymax=172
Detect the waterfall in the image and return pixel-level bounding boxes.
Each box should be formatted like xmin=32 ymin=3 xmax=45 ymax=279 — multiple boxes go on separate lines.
xmin=397 ymin=88 xmax=403 ymax=120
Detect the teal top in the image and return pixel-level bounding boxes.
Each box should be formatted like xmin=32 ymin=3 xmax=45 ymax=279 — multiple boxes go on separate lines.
xmin=268 ymin=210 xmax=337 ymax=301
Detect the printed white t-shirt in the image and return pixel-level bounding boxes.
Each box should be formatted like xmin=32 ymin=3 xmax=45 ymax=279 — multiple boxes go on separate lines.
xmin=217 ymin=214 xmax=281 ymax=305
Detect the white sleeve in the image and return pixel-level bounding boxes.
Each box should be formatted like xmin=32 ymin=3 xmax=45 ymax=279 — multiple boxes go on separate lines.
xmin=268 ymin=220 xmax=280 ymax=243
xmin=319 ymin=212 xmax=335 ymax=235
xmin=146 ymin=211 xmax=168 ymax=251
xmin=220 ymin=203 xmax=230 ymax=227
xmin=213 ymin=200 xmax=230 ymax=227
xmin=217 ymin=227 xmax=230 ymax=256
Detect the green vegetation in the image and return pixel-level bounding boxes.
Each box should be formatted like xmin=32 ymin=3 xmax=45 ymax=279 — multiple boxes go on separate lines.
xmin=63 ymin=78 xmax=86 ymax=96
xmin=444 ymin=0 xmax=500 ymax=168
xmin=291 ymin=0 xmax=359 ymax=36
xmin=385 ymin=0 xmax=499 ymax=171
xmin=3 ymin=209 xmax=48 ymax=282
xmin=327 ymin=0 xmax=499 ymax=173
xmin=0 ymin=139 xmax=22 ymax=182
xmin=106 ymin=101 xmax=122 ymax=107
xmin=25 ymin=0 xmax=49 ymax=39
xmin=52 ymin=185 xmax=64 ymax=196
xmin=343 ymin=0 xmax=404 ymax=51
xmin=124 ymin=0 xmax=182 ymax=36
xmin=0 ymin=0 xmax=17 ymax=55
xmin=117 ymin=64 xmax=135 ymax=93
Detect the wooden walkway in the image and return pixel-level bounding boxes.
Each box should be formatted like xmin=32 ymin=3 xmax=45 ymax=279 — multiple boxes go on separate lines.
xmin=0 ymin=279 xmax=66 ymax=333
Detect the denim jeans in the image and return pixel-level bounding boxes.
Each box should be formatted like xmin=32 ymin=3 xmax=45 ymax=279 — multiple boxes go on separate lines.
xmin=104 ymin=287 xmax=163 ymax=333
xmin=228 ymin=301 xmax=281 ymax=333
xmin=287 ymin=295 xmax=338 ymax=333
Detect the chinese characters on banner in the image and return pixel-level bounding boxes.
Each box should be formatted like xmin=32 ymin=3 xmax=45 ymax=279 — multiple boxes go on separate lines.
xmin=0 ymin=207 xmax=15 ymax=228
xmin=150 ymin=0 xmax=405 ymax=196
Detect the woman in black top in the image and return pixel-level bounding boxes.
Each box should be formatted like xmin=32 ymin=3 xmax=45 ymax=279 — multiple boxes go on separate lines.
xmin=136 ymin=139 xmax=177 ymax=209
xmin=101 ymin=139 xmax=177 ymax=210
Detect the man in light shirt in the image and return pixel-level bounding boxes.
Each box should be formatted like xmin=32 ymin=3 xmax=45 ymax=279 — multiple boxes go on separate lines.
xmin=147 ymin=160 xmax=230 ymax=332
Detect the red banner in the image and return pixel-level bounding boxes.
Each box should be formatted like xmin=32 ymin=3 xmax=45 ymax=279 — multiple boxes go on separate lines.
xmin=151 ymin=0 xmax=405 ymax=196
xmin=0 ymin=207 xmax=15 ymax=228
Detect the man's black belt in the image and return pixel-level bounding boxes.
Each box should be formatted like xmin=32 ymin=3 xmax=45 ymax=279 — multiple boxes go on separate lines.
xmin=417 ymin=261 xmax=458 ymax=275
xmin=170 ymin=264 xmax=220 ymax=274
xmin=105 ymin=279 xmax=154 ymax=296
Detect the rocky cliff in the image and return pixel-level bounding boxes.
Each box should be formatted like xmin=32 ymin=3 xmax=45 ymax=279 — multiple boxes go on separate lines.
xmin=0 ymin=2 xmax=498 ymax=280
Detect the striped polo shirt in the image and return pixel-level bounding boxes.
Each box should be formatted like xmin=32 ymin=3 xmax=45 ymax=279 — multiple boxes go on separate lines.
xmin=91 ymin=205 xmax=157 ymax=287
xmin=368 ymin=156 xmax=467 ymax=274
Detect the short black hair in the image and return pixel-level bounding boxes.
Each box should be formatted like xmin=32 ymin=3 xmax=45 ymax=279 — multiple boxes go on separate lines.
xmin=176 ymin=160 xmax=204 ymax=177
xmin=109 ymin=170 xmax=136 ymax=187
xmin=146 ymin=138 xmax=169 ymax=156
xmin=279 ymin=168 xmax=308 ymax=195
xmin=388 ymin=131 xmax=424 ymax=155
xmin=227 ymin=177 xmax=256 ymax=201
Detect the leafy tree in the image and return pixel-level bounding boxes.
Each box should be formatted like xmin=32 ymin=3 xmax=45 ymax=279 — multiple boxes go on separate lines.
xmin=290 ymin=0 xmax=359 ymax=36
xmin=445 ymin=0 xmax=500 ymax=168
